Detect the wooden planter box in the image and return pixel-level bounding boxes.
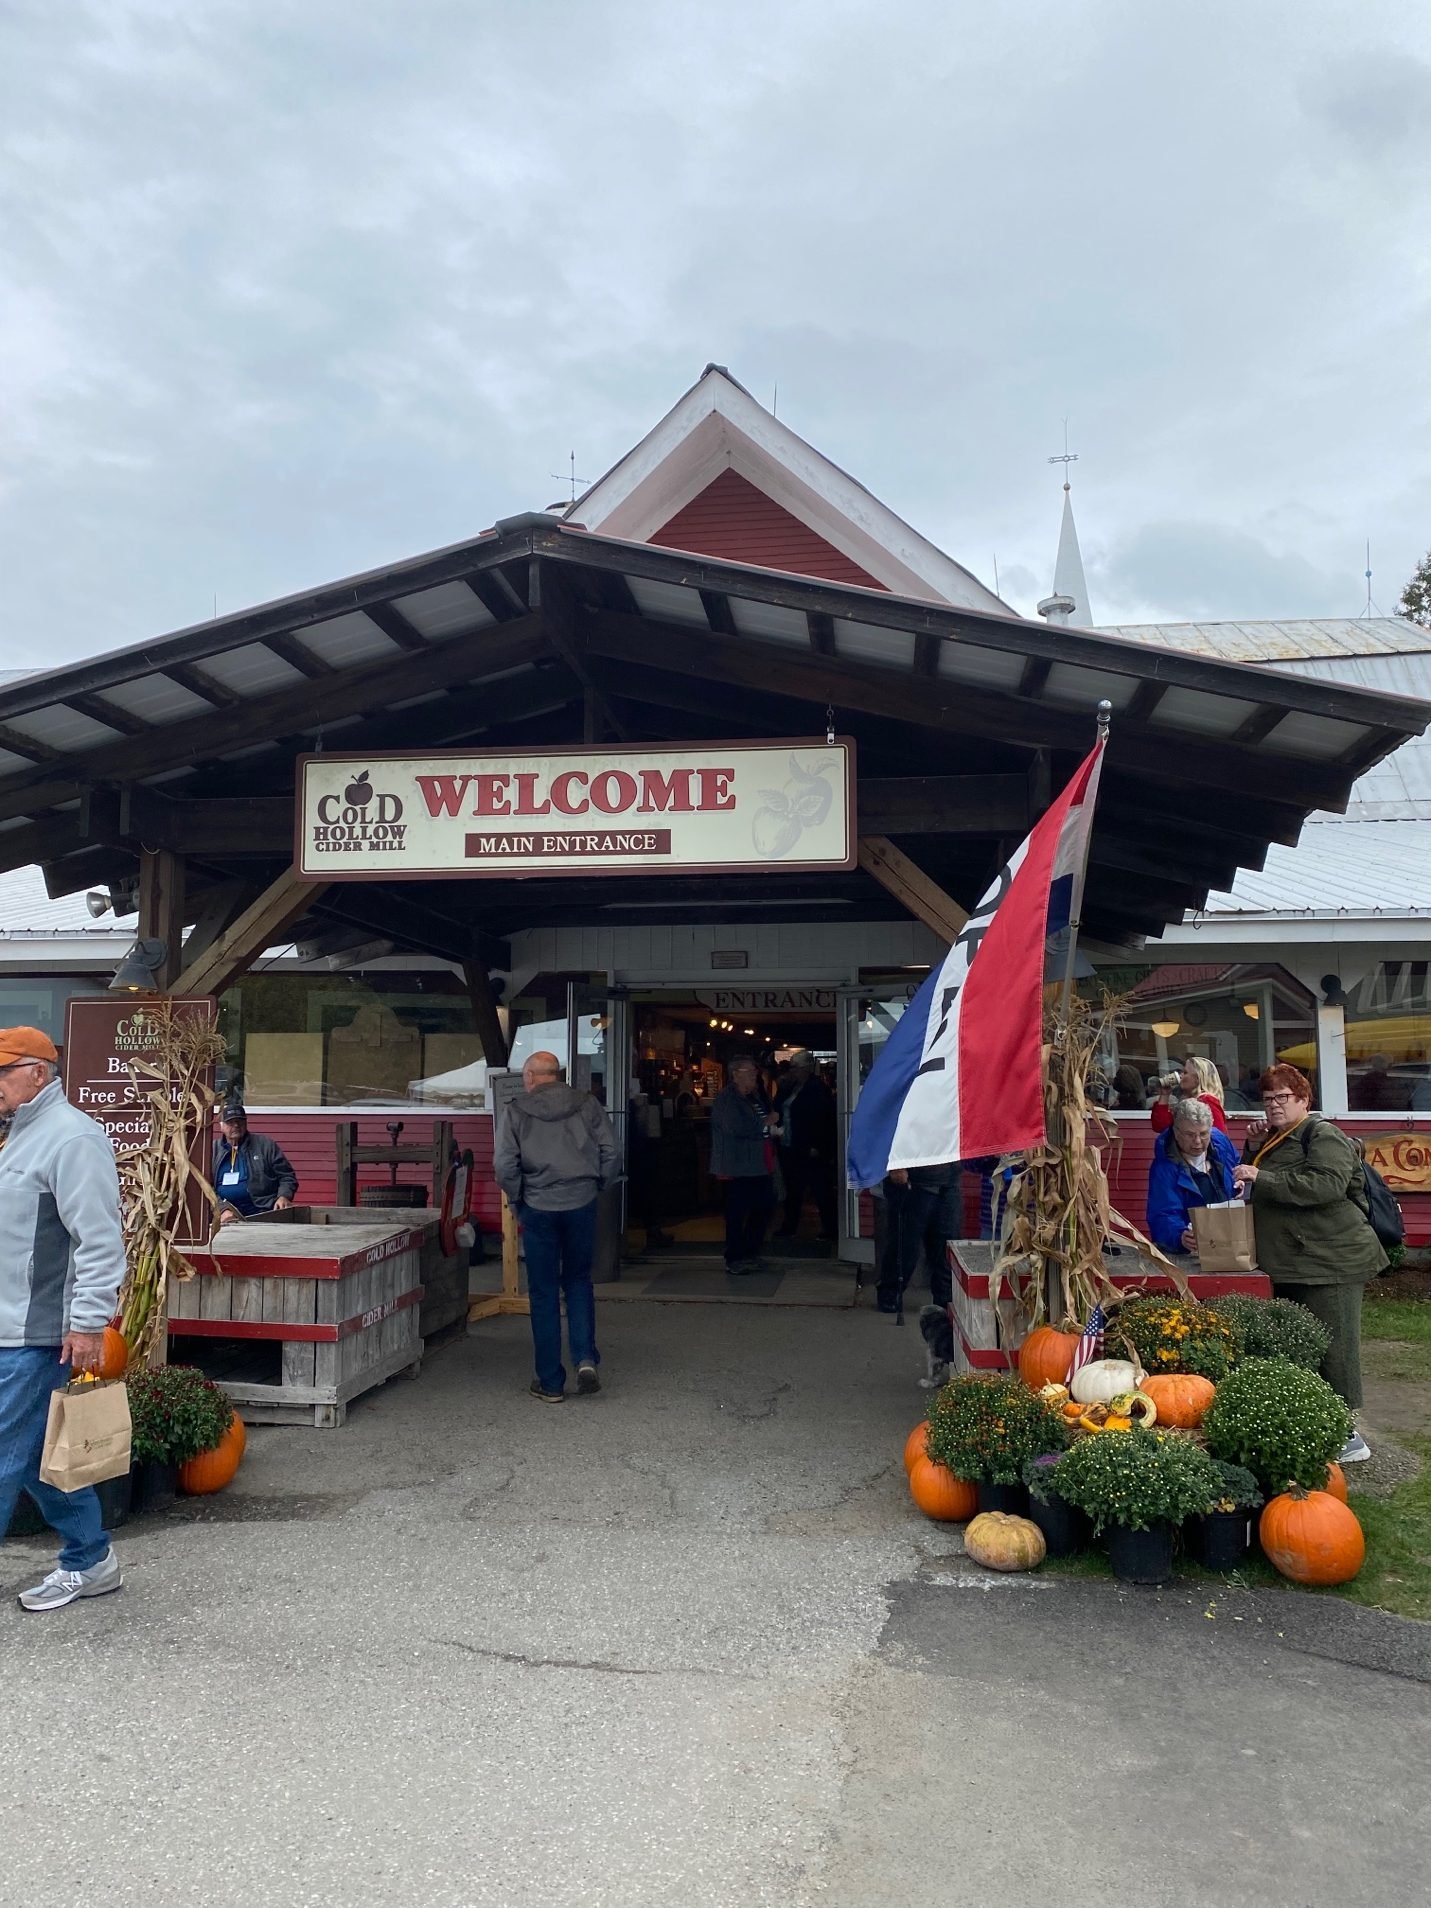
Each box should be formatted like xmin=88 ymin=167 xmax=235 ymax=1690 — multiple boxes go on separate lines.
xmin=173 ymin=1220 xmax=424 ymax=1427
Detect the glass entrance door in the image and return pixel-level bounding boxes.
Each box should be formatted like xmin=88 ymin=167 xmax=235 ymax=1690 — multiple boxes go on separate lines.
xmin=837 ymin=983 xmax=920 ymax=1263
xmin=567 ymin=981 xmax=629 ymax=1275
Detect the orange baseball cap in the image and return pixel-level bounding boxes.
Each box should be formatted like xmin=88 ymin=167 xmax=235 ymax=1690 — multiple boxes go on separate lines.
xmin=0 ymin=1027 xmax=58 ymax=1067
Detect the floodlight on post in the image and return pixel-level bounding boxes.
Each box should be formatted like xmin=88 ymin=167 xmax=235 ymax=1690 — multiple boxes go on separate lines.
xmin=85 ymin=890 xmax=113 ymax=919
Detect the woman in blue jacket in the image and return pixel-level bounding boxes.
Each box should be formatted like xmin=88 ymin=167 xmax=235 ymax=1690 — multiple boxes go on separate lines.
xmin=1146 ymin=1098 xmax=1240 ymax=1254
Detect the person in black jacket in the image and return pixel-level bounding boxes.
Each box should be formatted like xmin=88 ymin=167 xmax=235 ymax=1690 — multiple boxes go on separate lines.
xmin=774 ymin=1051 xmax=838 ymax=1242
xmin=212 ymin=1103 xmax=298 ymax=1224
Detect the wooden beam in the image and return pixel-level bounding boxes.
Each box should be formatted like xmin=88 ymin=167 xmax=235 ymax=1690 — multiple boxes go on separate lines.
xmin=700 ymin=590 xmax=737 ymax=636
xmin=536 ymin=561 xmax=630 ymax=741
xmin=1231 ymin=705 xmax=1289 ymax=746
xmin=179 ymin=879 xmax=264 ymax=975
xmin=913 ymin=633 xmax=941 ymax=676
xmin=1027 ymin=747 xmax=1052 ymax=818
xmin=857 ymin=836 xmax=969 ymax=945
xmin=462 ymin=958 xmax=509 ymax=1067
xmin=137 ymin=849 xmax=186 ymax=989
xmin=162 ymin=662 xmax=242 ymax=709
xmin=170 ymin=870 xmax=331 ymax=999
xmin=262 ymin=632 xmax=334 ymax=679
xmin=361 ymin=601 xmax=429 ymax=652
xmin=859 ymin=774 xmax=1029 ymax=835
xmin=42 ymin=846 xmax=136 ymax=899
xmin=581 ymin=609 xmax=1346 ymax=813
xmin=1124 ymin=681 xmax=1168 ymax=724
xmin=0 ymin=617 xmax=543 ymax=825
xmin=1018 ymin=655 xmax=1053 ymax=699
xmin=63 ymin=693 xmax=152 ymax=737
xmin=807 ymin=611 xmax=836 ymax=655
xmin=0 ymin=724 xmax=63 ymax=764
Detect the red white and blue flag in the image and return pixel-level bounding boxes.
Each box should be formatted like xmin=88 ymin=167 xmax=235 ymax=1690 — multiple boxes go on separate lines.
xmin=1067 ymin=1303 xmax=1107 ymax=1378
xmin=847 ymin=739 xmax=1105 ymax=1186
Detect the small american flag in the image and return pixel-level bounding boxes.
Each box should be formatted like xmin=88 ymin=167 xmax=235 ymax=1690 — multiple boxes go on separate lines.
xmin=1068 ymin=1303 xmax=1106 ymax=1378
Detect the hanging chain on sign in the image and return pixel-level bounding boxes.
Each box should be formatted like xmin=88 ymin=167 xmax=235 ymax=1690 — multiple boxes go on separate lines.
xmin=825 ymin=703 xmax=835 ymax=745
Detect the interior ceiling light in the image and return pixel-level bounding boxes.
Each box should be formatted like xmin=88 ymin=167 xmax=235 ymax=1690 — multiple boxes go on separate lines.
xmin=1150 ymin=1018 xmax=1181 ymax=1039
xmin=1242 ymin=1001 xmax=1260 ymax=1020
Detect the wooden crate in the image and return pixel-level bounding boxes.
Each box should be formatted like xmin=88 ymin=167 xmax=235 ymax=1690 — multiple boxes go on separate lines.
xmin=173 ymin=1220 xmax=424 ymax=1427
xmin=945 ymin=1241 xmax=1272 ymax=1375
xmin=238 ymin=1205 xmax=470 ymax=1341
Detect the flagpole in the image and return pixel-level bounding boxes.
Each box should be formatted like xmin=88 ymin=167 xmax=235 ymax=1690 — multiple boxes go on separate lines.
xmin=1057 ymin=699 xmax=1113 ymax=1024
xmin=1045 ymin=700 xmax=1111 ymax=1332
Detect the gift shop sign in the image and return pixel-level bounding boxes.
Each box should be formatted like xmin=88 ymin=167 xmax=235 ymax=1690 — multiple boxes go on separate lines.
xmin=296 ymin=740 xmax=856 ymax=880
xmin=1362 ymin=1131 xmax=1431 ymax=1194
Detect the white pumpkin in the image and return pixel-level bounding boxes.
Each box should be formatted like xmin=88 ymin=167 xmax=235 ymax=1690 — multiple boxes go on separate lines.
xmin=1069 ymin=1357 xmax=1146 ymax=1405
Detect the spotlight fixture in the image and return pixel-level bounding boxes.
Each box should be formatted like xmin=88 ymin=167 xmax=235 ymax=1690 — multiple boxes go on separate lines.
xmin=109 ymin=937 xmax=167 ymax=993
xmin=85 ymin=890 xmax=114 ymax=919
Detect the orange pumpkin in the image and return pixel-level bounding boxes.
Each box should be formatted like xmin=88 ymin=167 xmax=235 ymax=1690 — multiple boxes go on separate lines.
xmin=178 ymin=1414 xmax=246 ymax=1496
xmin=1141 ymin=1373 xmax=1215 ymax=1430
xmin=903 ymin=1422 xmax=931 ymax=1475
xmin=908 ymin=1456 xmax=977 ymax=1523
xmin=1259 ymin=1490 xmax=1364 ymax=1586
xmin=1017 ymin=1325 xmax=1080 ymax=1391
xmin=95 ymin=1326 xmax=129 ymax=1381
xmin=1323 ymin=1461 xmax=1348 ymax=1504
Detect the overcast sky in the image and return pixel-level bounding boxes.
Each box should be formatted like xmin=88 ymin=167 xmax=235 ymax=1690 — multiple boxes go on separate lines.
xmin=3 ymin=0 xmax=1429 ymax=667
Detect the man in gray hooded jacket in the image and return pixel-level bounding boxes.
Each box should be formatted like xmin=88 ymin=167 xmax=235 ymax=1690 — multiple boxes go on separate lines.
xmin=494 ymin=1051 xmax=619 ymax=1403
xmin=0 ymin=1027 xmax=127 ymax=1611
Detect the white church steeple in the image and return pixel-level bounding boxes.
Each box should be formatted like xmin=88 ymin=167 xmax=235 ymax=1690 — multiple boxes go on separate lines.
xmin=1037 ymin=434 xmax=1092 ymax=627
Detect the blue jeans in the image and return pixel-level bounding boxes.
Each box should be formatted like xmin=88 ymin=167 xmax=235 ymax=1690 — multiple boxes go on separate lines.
xmin=521 ymin=1201 xmax=599 ymax=1394
xmin=0 ymin=1347 xmax=109 ymax=1570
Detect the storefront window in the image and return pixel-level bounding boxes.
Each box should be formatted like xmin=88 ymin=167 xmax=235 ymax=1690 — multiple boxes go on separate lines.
xmin=1084 ymin=962 xmax=1318 ymax=1110
xmin=219 ymin=969 xmax=486 ymax=1109
xmin=0 ymin=978 xmax=109 ymax=1049
xmin=1344 ymin=963 xmax=1431 ymax=1113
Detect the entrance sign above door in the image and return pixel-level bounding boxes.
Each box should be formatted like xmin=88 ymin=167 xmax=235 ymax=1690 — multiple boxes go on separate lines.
xmin=695 ymin=988 xmax=837 ymax=1014
xmin=297 ymin=739 xmax=856 ymax=880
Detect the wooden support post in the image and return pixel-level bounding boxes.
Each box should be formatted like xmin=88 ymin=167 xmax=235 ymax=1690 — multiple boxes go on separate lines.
xmin=462 ymin=957 xmax=509 ymax=1067
xmin=170 ymin=869 xmax=329 ymax=999
xmin=857 ymin=836 xmax=969 ymax=946
xmin=467 ymin=1192 xmax=529 ymax=1321
xmin=138 ymin=848 xmax=186 ymax=989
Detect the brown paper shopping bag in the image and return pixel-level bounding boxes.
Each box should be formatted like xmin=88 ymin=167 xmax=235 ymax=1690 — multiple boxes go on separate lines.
xmin=1191 ymin=1200 xmax=1258 ymax=1274
xmin=38 ymin=1381 xmax=132 ymax=1492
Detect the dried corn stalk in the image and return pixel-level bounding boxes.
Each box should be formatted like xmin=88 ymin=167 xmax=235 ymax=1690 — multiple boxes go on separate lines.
xmin=989 ymin=991 xmax=1186 ymax=1347
xmin=113 ymin=1003 xmax=227 ymax=1366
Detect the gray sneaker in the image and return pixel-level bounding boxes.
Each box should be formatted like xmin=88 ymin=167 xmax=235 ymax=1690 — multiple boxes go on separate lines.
xmin=18 ymin=1546 xmax=122 ymax=1612
xmin=1338 ymin=1431 xmax=1372 ymax=1464
xmin=576 ymin=1363 xmax=601 ymax=1395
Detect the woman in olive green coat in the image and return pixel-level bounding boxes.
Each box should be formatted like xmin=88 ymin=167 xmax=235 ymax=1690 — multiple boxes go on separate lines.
xmin=1232 ymin=1063 xmax=1385 ymax=1462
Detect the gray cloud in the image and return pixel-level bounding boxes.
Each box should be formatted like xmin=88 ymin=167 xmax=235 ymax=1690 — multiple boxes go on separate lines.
xmin=2 ymin=0 xmax=1429 ymax=663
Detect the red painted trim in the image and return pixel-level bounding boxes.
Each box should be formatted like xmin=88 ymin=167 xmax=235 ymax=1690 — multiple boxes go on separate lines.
xmin=191 ymin=1227 xmax=423 ymax=1280
xmin=954 ymin=1262 xmax=1271 ymax=1302
xmin=168 ymin=1285 xmax=423 ymax=1343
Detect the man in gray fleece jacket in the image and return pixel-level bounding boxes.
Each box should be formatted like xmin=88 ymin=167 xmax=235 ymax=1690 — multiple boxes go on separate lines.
xmin=494 ymin=1051 xmax=618 ymax=1403
xmin=0 ymin=1027 xmax=128 ymax=1611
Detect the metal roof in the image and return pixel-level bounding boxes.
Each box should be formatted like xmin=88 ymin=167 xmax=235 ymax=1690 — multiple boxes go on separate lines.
xmin=1096 ymin=616 xmax=1430 ymax=665
xmin=0 ymin=518 xmax=1426 ymax=949
xmin=1196 ymin=818 xmax=1431 ymax=918
xmin=0 ymin=864 xmax=129 ymax=937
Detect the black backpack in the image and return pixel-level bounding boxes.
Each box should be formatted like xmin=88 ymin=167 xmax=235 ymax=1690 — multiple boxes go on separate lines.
xmin=1298 ymin=1119 xmax=1405 ymax=1249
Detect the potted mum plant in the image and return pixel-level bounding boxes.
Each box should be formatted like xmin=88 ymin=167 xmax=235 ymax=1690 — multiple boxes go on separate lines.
xmin=1054 ymin=1428 xmax=1222 ymax=1584
xmin=1206 ymin=1296 xmax=1331 ymax=1372
xmin=1202 ymin=1357 xmax=1352 ymax=1497
xmin=1023 ymin=1451 xmax=1090 ymax=1558
xmin=1112 ymin=1295 xmax=1242 ymax=1383
xmin=127 ymin=1365 xmax=235 ymax=1511
xmin=1186 ymin=1460 xmax=1262 ymax=1571
xmin=926 ymin=1374 xmax=1066 ymax=1515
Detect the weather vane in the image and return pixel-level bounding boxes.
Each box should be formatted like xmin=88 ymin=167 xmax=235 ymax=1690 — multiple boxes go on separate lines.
xmin=1048 ymin=420 xmax=1078 ymax=491
xmin=549 ymin=451 xmax=589 ymax=504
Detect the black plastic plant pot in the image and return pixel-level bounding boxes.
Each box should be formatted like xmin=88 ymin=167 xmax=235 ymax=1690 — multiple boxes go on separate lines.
xmin=1028 ymin=1489 xmax=1091 ymax=1559
xmin=1106 ymin=1520 xmax=1174 ymax=1585
xmin=94 ymin=1468 xmax=133 ymax=1531
xmin=1188 ymin=1509 xmax=1252 ymax=1571
xmin=4 ymin=1491 xmax=48 ymax=1540
xmin=129 ymin=1459 xmax=178 ymax=1514
xmin=976 ymin=1481 xmax=1030 ymax=1517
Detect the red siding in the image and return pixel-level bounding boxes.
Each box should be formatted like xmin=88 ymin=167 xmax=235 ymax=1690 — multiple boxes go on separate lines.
xmin=251 ymin=1114 xmax=502 ymax=1232
xmin=650 ymin=470 xmax=887 ymax=589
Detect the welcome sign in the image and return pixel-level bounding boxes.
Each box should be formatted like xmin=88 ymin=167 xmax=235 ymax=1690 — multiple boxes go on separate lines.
xmin=296 ymin=739 xmax=856 ymax=880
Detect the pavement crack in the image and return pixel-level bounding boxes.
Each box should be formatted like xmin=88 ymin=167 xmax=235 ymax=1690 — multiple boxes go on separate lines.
xmin=427 ymin=1635 xmax=659 ymax=1676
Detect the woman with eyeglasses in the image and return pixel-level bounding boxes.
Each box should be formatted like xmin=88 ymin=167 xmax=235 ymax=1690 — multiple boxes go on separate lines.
xmin=1150 ymin=1054 xmax=1227 ymax=1135
xmin=1231 ymin=1063 xmax=1386 ymax=1461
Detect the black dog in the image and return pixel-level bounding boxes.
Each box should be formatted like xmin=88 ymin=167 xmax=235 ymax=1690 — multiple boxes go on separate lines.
xmin=918 ymin=1303 xmax=955 ymax=1388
